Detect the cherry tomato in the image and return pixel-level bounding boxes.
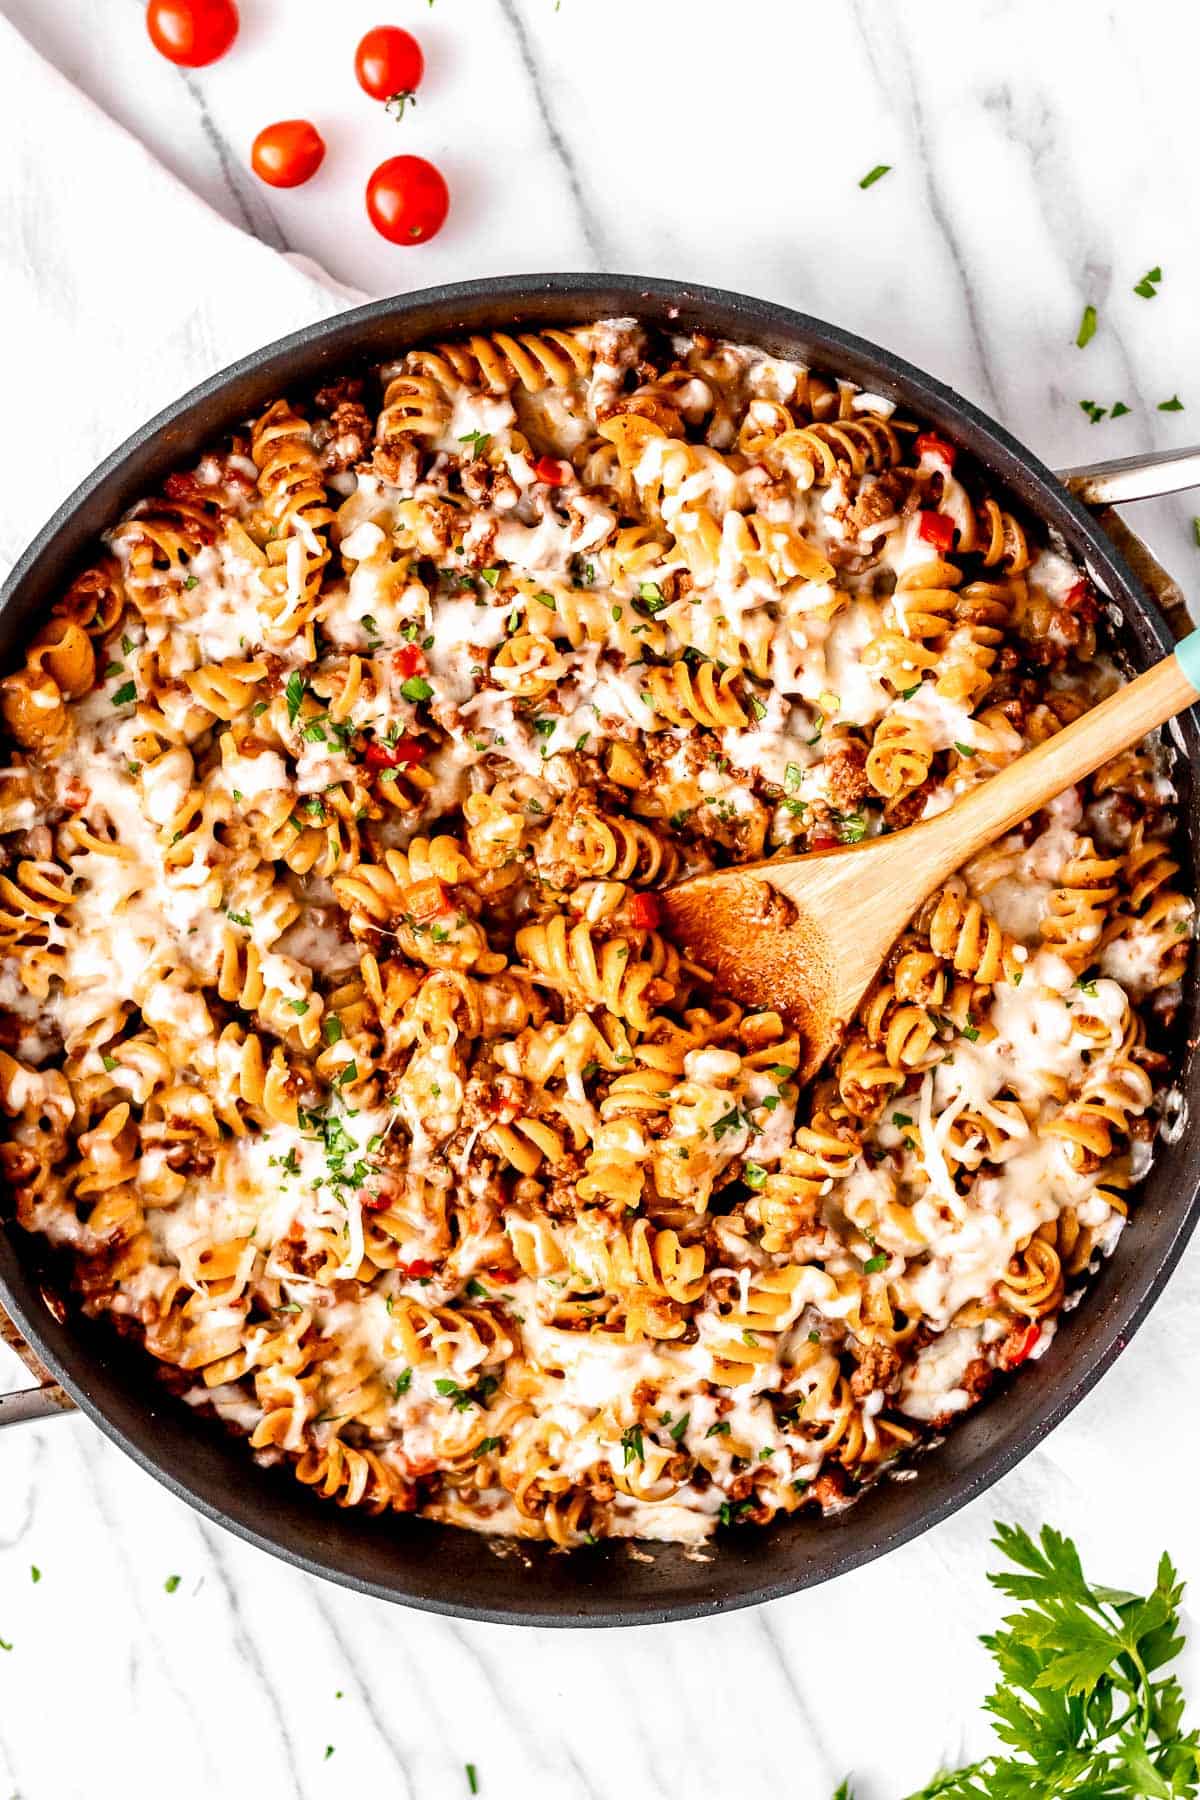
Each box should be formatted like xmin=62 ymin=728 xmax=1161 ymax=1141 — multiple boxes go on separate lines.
xmin=916 ymin=510 xmax=956 ymax=553
xmin=914 ymin=431 xmax=957 ymax=469
xmin=251 ymin=120 xmax=326 ymax=189
xmin=532 ymin=454 xmax=572 ymax=486
xmin=355 ymin=25 xmax=425 ymax=108
xmin=146 ymin=0 xmax=238 ymax=67
xmin=393 ymin=644 xmax=427 ymax=679
xmin=364 ymin=736 xmax=427 ymax=769
xmin=366 ymin=155 xmax=449 ymax=245
xmin=627 ymin=892 xmax=662 ymax=931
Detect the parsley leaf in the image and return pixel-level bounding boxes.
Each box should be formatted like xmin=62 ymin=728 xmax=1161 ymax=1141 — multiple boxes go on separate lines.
xmin=859 ymin=164 xmax=891 ymax=189
xmin=846 ymin=1521 xmax=1200 ymax=1800
xmin=401 ymin=674 xmax=433 ymax=702
xmin=1075 ymin=304 xmax=1098 ymax=348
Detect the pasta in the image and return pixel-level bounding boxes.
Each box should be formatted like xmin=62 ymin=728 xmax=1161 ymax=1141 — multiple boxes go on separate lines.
xmin=0 ymin=323 xmax=1191 ymax=1548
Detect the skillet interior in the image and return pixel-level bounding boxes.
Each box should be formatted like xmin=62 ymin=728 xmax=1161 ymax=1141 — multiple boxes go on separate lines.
xmin=1 ymin=274 xmax=1197 ymax=1625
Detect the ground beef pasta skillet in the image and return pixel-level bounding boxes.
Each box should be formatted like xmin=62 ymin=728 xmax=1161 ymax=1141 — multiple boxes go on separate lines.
xmin=0 ymin=317 xmax=1191 ymax=1549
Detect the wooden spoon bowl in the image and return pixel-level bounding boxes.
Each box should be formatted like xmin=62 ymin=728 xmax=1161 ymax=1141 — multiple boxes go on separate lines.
xmin=663 ymin=641 xmax=1200 ymax=1084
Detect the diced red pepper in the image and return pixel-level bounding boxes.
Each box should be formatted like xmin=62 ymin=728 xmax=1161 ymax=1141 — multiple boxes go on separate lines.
xmin=398 ymin=1258 xmax=435 ymax=1280
xmin=359 ymin=1188 xmax=390 ymax=1213
xmin=394 ymin=644 xmax=427 ymax=679
xmin=1004 ymin=1322 xmax=1041 ymax=1368
xmin=406 ymin=877 xmax=453 ymax=920
xmin=916 ymin=510 xmax=956 ymax=553
xmin=482 ymin=1266 xmax=517 ymax=1284
xmin=364 ymin=736 xmax=427 ymax=769
xmin=810 ymin=832 xmax=839 ymax=851
xmin=627 ymin=891 xmax=662 ymax=930
xmin=532 ymin=454 xmax=571 ymax=486
xmin=914 ymin=432 xmax=957 ymax=469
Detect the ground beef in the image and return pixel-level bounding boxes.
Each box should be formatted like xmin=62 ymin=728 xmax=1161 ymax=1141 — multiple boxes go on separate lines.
xmin=848 ymin=467 xmax=918 ymax=534
xmin=849 ymin=1342 xmax=903 ymax=1398
xmin=823 ymin=735 xmax=871 ymax=809
xmin=370 ymin=440 xmax=421 ymax=490
xmin=316 ymin=401 xmax=374 ymax=474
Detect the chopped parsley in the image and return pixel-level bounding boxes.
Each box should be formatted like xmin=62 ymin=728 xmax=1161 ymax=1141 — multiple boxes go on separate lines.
xmin=225 ymin=908 xmax=252 ymax=928
xmin=323 ymin=1015 xmax=343 ymax=1045
xmin=1079 ymin=400 xmax=1108 ymax=424
xmin=1159 ymin=395 xmax=1185 ymax=412
xmin=466 ymin=1766 xmax=479 ymax=1796
xmin=393 ymin=1368 xmax=413 ymax=1397
xmin=667 ymin=1412 xmax=689 ymax=1444
xmin=863 ymin=1252 xmax=888 ymax=1275
xmin=110 ymin=681 xmax=136 ymax=707
xmin=705 ymin=1421 xmax=731 ymax=1438
xmin=637 ymin=582 xmax=667 ymax=612
xmin=401 ymin=675 xmax=433 ymax=702
xmin=954 ymin=741 xmax=976 ymax=758
xmin=458 ymin=429 xmax=490 ymax=454
xmin=743 ymin=1162 xmax=767 ymax=1189
xmin=859 ymin=163 xmax=891 ymax=189
xmin=1133 ymin=265 xmax=1162 ymax=298
xmin=620 ymin=1424 xmax=645 ymax=1466
xmin=285 ymin=671 xmax=306 ymax=725
xmin=1075 ymin=304 xmax=1098 ymax=349
xmin=101 ymin=1054 xmax=118 ymax=1072
xmin=479 ymin=568 xmax=500 ymax=587
xmin=164 ymin=1574 xmax=181 ymax=1594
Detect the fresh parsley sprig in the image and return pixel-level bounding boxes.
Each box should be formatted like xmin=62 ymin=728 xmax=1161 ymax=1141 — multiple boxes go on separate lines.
xmin=836 ymin=1522 xmax=1200 ymax=1798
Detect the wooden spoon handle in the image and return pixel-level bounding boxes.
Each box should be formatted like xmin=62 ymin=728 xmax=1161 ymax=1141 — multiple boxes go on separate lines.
xmin=922 ymin=629 xmax=1200 ymax=884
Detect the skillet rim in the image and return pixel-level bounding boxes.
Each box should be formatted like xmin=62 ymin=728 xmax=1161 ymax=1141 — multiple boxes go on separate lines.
xmin=1 ymin=272 xmax=1197 ymax=1626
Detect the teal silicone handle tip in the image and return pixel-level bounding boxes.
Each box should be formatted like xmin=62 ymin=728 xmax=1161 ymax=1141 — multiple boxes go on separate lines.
xmin=1177 ymin=628 xmax=1200 ymax=694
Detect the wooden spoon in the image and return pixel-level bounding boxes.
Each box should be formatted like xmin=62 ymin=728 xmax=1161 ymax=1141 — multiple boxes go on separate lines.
xmin=661 ymin=634 xmax=1200 ymax=1086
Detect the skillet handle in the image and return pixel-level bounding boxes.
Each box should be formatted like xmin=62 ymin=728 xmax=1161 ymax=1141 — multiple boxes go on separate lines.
xmin=1057 ymin=444 xmax=1200 ymax=506
xmin=0 ymin=1303 xmax=74 ymax=1427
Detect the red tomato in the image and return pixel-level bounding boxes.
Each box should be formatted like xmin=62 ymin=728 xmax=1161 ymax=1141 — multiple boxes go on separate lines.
xmin=810 ymin=832 xmax=839 ymax=851
xmin=628 ymin=892 xmax=662 ymax=930
xmin=482 ymin=1266 xmax=517 ymax=1285
xmin=532 ymin=455 xmax=572 ymax=486
xmin=916 ymin=510 xmax=956 ymax=553
xmin=364 ymin=736 xmax=427 ymax=769
xmin=394 ymin=644 xmax=427 ymax=679
xmin=146 ymin=0 xmax=238 ymax=66
xmin=251 ymin=120 xmax=326 ymax=189
xmin=1004 ymin=1323 xmax=1041 ymax=1368
xmin=366 ymin=155 xmax=449 ymax=245
xmin=398 ymin=1258 xmax=435 ymax=1281
xmin=914 ymin=431 xmax=957 ymax=469
xmin=355 ymin=25 xmax=425 ymax=104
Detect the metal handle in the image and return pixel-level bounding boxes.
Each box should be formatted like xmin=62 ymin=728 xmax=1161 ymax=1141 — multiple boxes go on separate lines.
xmin=1057 ymin=444 xmax=1200 ymax=506
xmin=0 ymin=1302 xmax=74 ymax=1427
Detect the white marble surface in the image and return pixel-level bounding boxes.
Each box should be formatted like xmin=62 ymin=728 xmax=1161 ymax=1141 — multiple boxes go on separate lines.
xmin=1 ymin=2 xmax=1200 ymax=1796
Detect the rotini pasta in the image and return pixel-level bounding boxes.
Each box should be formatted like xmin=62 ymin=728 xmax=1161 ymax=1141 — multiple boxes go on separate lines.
xmin=0 ymin=319 xmax=1188 ymax=1548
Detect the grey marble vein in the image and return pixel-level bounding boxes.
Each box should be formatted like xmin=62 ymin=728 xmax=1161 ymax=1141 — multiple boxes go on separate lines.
xmin=0 ymin=1427 xmax=43 ymax=1549
xmin=178 ymin=70 xmax=289 ymax=253
xmin=846 ymin=0 xmax=1004 ymax=415
xmin=755 ymin=1605 xmax=840 ymax=1789
xmin=72 ymin=1435 xmax=220 ymax=1784
xmin=495 ymin=0 xmax=610 ymax=268
xmin=307 ymin=1589 xmax=417 ymax=1796
xmin=195 ymin=1520 xmax=311 ymax=1799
